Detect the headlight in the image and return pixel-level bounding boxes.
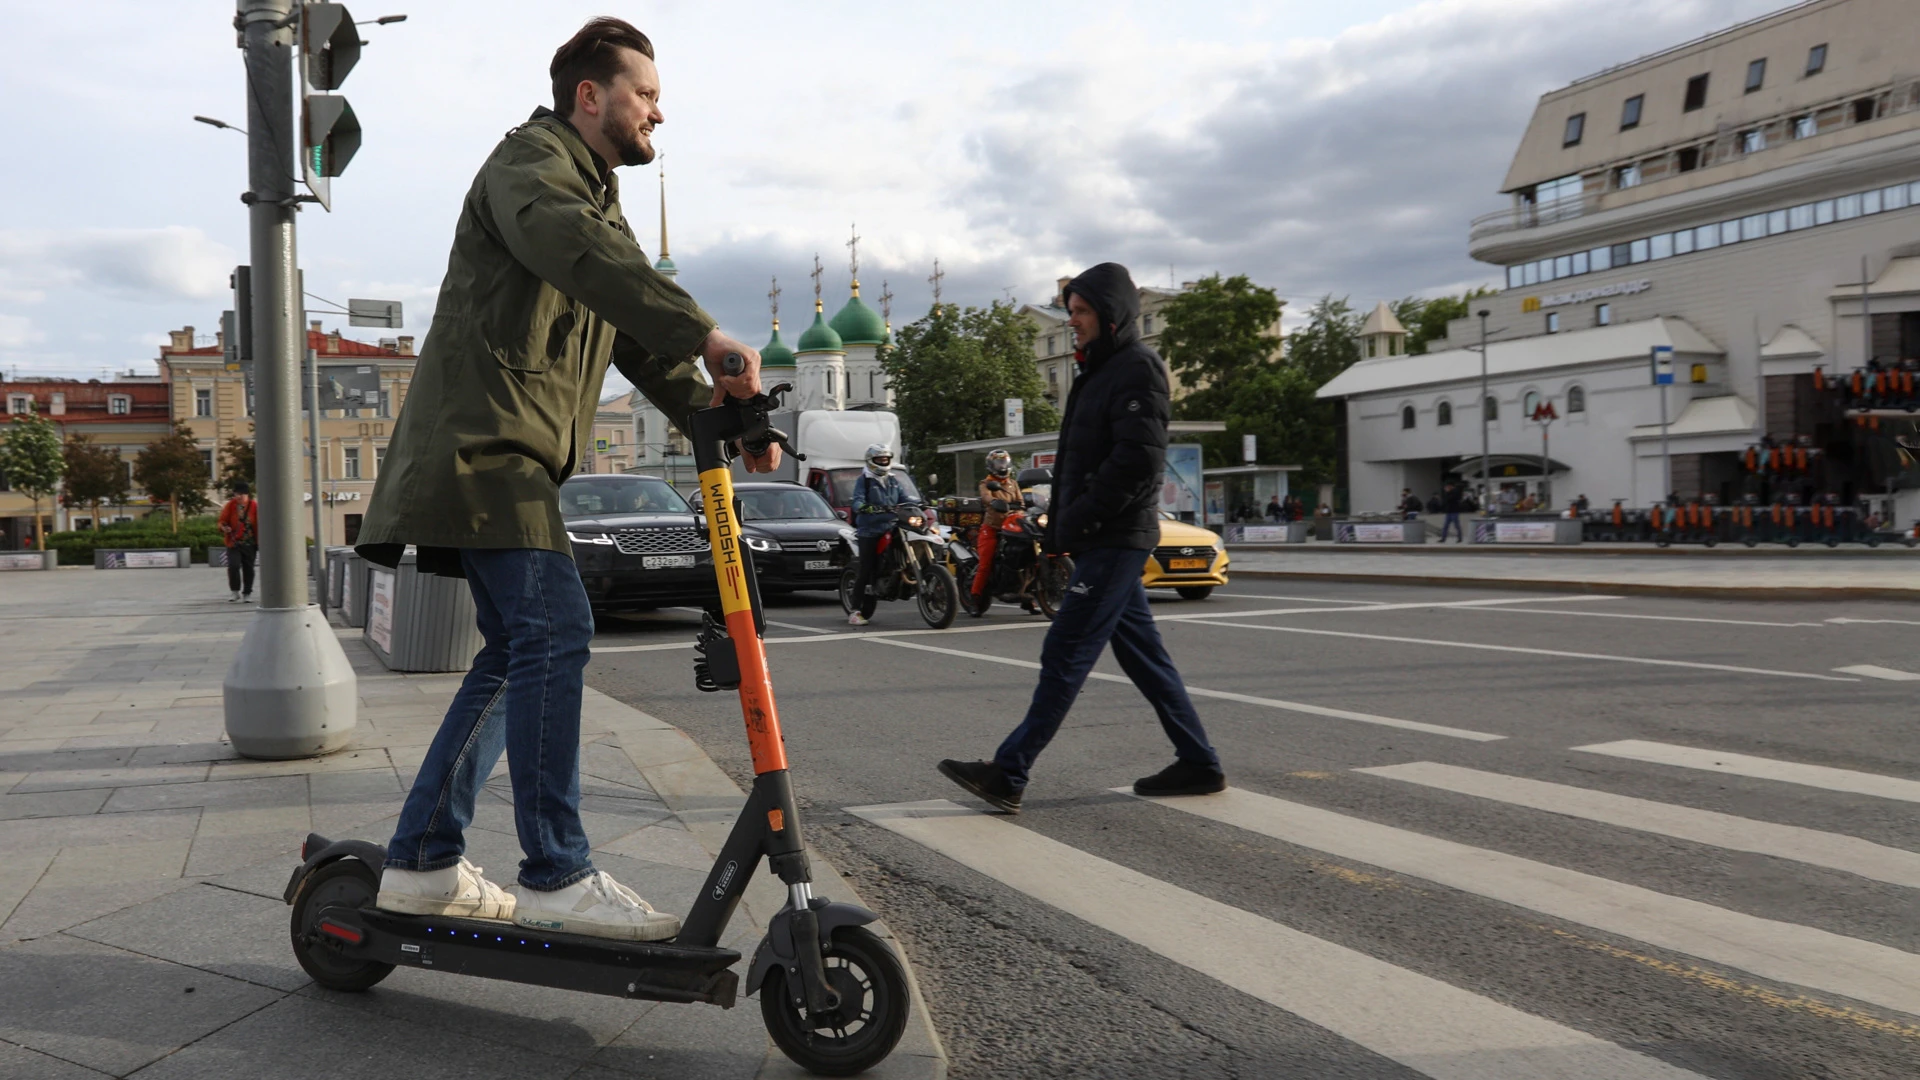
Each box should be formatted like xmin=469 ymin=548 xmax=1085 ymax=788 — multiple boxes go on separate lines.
xmin=837 ymin=526 xmax=857 ymax=544
xmin=907 ymin=515 xmax=925 ymax=529
xmin=743 ymin=534 xmax=777 ymax=552
xmin=567 ymin=530 xmax=614 ymax=546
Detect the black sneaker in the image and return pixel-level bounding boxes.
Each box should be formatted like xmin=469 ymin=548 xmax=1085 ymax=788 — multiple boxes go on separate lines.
xmin=938 ymin=759 xmax=1022 ymax=814
xmin=1133 ymin=760 xmax=1227 ymax=797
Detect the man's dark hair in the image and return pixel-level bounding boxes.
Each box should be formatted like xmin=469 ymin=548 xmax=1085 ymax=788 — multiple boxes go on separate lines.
xmin=551 ymin=17 xmax=655 ymax=115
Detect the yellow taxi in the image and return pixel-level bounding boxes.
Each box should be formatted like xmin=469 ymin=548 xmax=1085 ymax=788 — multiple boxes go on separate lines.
xmin=1143 ymin=513 xmax=1230 ymax=599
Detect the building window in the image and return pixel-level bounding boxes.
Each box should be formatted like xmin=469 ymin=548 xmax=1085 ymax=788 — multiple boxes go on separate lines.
xmin=1620 ymin=95 xmax=1643 ymax=131
xmin=1676 ymin=146 xmax=1700 ymax=173
xmin=1650 ymin=233 xmax=1673 ymax=260
xmin=1683 ymin=73 xmax=1709 ymax=112
xmin=1400 ymin=405 xmax=1416 ymax=430
xmin=1522 ymin=391 xmax=1542 ymax=418
xmin=1508 ymin=266 xmax=1522 ymax=289
xmin=1788 ymin=203 xmax=1814 ymax=230
xmin=1590 ymin=245 xmax=1612 ymax=272
xmin=1545 ymin=313 xmax=1560 ymax=334
xmin=1484 ymin=396 xmax=1498 ymax=422
xmin=1744 ymin=58 xmax=1766 ymax=94
xmin=1567 ymin=386 xmax=1586 ymax=413
xmin=1852 ymin=97 xmax=1876 ymax=124
xmin=377 ymin=388 xmax=390 ymax=418
xmin=1143 ymin=314 xmax=1154 ymax=335
xmin=1674 ymin=229 xmax=1694 ymax=255
xmin=194 ymin=388 xmax=212 ymax=417
xmin=1595 ymin=304 xmax=1611 ymax=326
xmin=1437 ymin=401 xmax=1452 ymax=426
xmin=1629 ymin=238 xmax=1649 ymax=263
xmin=200 ymin=448 xmax=215 ymax=479
xmin=1805 ymin=44 xmax=1826 ymax=76
xmin=1046 ymin=334 xmax=1056 ymax=354
xmin=1614 ymin=163 xmax=1641 ymax=189
xmin=1837 ymin=193 xmax=1862 ymax=220
xmin=1792 ymin=115 xmax=1816 ymax=140
xmin=7 ymin=395 xmax=29 ymax=414
xmin=343 ymin=446 xmax=361 ymax=479
xmin=1814 ymin=198 xmax=1835 ymax=225
xmin=109 ymin=394 xmax=130 ymax=415
xmin=375 ymin=446 xmax=386 ymax=475
xmin=1738 ymin=129 xmax=1765 ymax=154
xmin=1562 ymin=113 xmax=1585 ymax=147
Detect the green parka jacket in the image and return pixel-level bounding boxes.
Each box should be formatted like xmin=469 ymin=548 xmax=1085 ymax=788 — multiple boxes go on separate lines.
xmin=355 ymin=108 xmax=716 ymax=576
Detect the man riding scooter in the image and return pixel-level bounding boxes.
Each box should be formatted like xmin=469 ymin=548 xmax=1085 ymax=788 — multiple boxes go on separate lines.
xmin=969 ymin=448 xmax=1024 ymax=613
xmin=848 ymin=443 xmax=910 ymax=626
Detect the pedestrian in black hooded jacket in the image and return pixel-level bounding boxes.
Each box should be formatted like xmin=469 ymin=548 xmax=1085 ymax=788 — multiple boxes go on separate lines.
xmin=938 ymin=263 xmax=1226 ymax=813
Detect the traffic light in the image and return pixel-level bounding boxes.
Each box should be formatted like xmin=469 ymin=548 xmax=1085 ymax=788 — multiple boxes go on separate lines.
xmin=299 ymin=3 xmax=362 ymax=210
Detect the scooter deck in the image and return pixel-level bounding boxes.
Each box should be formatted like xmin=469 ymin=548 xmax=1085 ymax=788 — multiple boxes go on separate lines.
xmin=314 ymin=903 xmax=742 ymax=1007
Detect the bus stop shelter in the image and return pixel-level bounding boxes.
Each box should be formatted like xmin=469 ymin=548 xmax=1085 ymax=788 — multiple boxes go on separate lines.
xmin=935 ymin=421 xmax=1228 ymax=494
xmin=1202 ymin=464 xmax=1301 ymax=525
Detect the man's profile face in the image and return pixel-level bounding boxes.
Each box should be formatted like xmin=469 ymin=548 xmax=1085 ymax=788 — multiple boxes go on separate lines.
xmin=1066 ymin=293 xmax=1101 ymax=349
xmin=586 ymin=48 xmax=664 ymax=167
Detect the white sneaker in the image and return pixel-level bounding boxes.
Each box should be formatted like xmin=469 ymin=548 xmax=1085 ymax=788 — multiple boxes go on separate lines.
xmin=848 ymin=613 xmax=869 ymax=626
xmin=229 ymin=592 xmax=241 ymax=603
xmin=510 ymin=870 xmax=681 ymax=941
xmin=376 ymin=857 xmax=515 ymax=920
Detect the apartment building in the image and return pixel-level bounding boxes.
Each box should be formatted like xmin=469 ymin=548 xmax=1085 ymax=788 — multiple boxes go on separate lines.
xmin=0 ymin=376 xmax=172 ymax=544
xmin=157 ymin=322 xmax=417 ymax=546
xmin=1022 ymin=278 xmax=1180 ymax=407
xmin=1320 ymin=0 xmax=1920 ymax=516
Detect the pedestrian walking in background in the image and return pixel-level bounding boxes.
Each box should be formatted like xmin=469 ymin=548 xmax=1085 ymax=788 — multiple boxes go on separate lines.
xmin=1266 ymin=494 xmax=1283 ymax=522
xmin=938 ymin=263 xmax=1225 ymax=814
xmin=218 ymin=482 xmax=259 ymax=602
xmin=1439 ymin=481 xmax=1465 ymax=543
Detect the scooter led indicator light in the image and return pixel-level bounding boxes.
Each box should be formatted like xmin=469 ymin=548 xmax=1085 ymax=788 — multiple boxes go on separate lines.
xmin=768 ymin=809 xmax=785 ymax=832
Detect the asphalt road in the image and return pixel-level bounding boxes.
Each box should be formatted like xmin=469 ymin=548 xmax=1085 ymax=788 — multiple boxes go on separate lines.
xmin=583 ymin=578 xmax=1920 ymax=1080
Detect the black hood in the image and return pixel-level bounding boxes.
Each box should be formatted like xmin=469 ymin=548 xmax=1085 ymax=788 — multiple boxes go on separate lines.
xmin=1062 ymin=262 xmax=1141 ymax=366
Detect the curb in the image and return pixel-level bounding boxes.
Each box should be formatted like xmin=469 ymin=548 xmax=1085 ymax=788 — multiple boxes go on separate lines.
xmin=1230 ymin=568 xmax=1920 ymax=602
xmin=586 ymin=689 xmax=948 ymax=1080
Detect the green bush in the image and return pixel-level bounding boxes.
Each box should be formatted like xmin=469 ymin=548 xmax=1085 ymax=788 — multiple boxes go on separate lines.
xmin=49 ymin=517 xmax=225 ymax=565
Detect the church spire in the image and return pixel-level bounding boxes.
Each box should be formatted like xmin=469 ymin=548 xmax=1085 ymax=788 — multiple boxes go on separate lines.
xmin=652 ymin=155 xmax=676 ymax=279
xmin=846 ymin=223 xmax=861 ymax=298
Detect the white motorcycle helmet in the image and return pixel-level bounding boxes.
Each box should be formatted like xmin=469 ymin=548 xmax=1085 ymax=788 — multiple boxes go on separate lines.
xmin=985 ymin=449 xmax=1012 ymax=477
xmin=864 ymin=443 xmax=893 ymax=478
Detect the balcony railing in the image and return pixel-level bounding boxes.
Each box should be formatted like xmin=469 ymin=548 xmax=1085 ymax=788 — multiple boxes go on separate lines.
xmin=1470 ymin=193 xmax=1600 ymax=241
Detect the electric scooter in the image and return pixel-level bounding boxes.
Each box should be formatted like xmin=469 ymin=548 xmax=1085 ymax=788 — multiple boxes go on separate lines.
xmin=284 ymin=370 xmax=911 ymax=1076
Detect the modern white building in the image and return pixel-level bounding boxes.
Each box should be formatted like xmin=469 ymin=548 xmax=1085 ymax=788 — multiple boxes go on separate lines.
xmin=1319 ymin=0 xmax=1920 ymax=518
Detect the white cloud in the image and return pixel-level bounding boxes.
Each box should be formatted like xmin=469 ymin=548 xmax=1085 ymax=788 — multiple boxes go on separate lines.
xmin=0 ymin=314 xmax=43 ymax=350
xmin=0 ymin=226 xmax=237 ymax=305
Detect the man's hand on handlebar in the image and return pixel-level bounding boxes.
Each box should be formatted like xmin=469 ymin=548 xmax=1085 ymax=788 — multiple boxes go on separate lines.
xmin=700 ymin=329 xmax=762 ymax=406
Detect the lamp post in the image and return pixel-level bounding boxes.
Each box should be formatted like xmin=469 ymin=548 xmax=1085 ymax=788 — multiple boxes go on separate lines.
xmin=1477 ymin=310 xmax=1492 ymax=513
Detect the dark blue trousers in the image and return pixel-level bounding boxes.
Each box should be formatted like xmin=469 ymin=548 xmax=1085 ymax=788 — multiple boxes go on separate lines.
xmin=993 ymin=546 xmax=1219 ymax=791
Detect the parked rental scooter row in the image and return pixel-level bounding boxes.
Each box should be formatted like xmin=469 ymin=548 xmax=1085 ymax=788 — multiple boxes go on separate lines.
xmin=1584 ymin=499 xmax=1917 ymax=548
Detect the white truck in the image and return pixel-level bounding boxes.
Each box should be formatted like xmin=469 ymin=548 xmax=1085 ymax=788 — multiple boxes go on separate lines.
xmin=730 ymin=409 xmax=925 ymax=519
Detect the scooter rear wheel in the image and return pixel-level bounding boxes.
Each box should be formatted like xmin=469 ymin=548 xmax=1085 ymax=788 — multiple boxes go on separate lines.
xmin=761 ymin=925 xmax=910 ymax=1077
xmin=290 ymin=859 xmax=394 ymax=992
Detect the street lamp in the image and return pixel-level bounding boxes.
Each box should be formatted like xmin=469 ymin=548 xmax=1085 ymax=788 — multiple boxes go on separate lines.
xmin=357 ymin=13 xmax=407 ymax=24
xmin=193 ymin=115 xmax=248 ymax=135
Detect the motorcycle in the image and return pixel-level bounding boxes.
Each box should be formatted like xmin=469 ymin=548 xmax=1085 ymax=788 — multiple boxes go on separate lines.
xmin=839 ymin=504 xmax=959 ymax=629
xmin=948 ymin=490 xmax=1073 ymax=619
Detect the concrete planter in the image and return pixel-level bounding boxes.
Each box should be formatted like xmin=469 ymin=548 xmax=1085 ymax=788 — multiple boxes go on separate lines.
xmin=94 ymin=547 xmax=192 ymax=569
xmin=1223 ymin=522 xmax=1310 ymax=544
xmin=1470 ymin=517 xmax=1584 ymax=545
xmin=0 ymin=550 xmax=58 ymax=570
xmin=1334 ymin=520 xmax=1426 ymax=544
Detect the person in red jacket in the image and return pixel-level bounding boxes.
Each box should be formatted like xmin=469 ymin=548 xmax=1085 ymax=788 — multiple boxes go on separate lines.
xmin=218 ymin=482 xmax=259 ymax=602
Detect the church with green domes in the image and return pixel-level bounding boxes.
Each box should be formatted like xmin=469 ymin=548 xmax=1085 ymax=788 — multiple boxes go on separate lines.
xmin=764 ymin=230 xmax=894 ymax=413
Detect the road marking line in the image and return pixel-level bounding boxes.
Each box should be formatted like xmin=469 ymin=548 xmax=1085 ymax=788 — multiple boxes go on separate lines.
xmin=1207 ymin=592 xmax=1385 ymax=604
xmin=1467 ymin=608 xmax=1825 ymax=628
xmin=1834 ymin=664 xmax=1920 ymax=681
xmin=1357 ymin=762 xmax=1920 ymax=890
xmin=866 ymin=637 xmax=1503 ymax=741
xmin=1126 ymin=786 xmax=1920 ymax=1018
xmin=1178 ymin=620 xmax=1860 ymax=682
xmin=1157 ymin=595 xmax=1620 ymax=623
xmin=846 ymin=799 xmax=1701 ymax=1080
xmin=1573 ymin=741 xmax=1920 ymax=804
xmin=766 ymin=619 xmax=838 ymax=635
xmin=1829 ymin=617 xmax=1920 ymax=626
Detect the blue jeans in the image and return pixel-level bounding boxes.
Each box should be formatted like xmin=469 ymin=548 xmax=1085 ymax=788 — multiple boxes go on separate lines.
xmin=385 ymin=548 xmax=596 ymax=891
xmin=993 ymin=546 xmax=1219 ymax=791
xmin=1440 ymin=513 xmax=1463 ymax=541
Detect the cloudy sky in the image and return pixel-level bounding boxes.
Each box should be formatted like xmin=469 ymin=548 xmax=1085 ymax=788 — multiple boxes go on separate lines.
xmin=0 ymin=0 xmax=1783 ymax=387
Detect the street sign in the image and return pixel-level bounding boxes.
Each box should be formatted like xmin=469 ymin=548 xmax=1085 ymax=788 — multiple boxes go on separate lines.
xmin=307 ymin=363 xmax=382 ymax=411
xmin=1004 ymin=397 xmax=1024 ymax=437
xmin=1651 ymin=344 xmax=1675 ymax=385
xmin=1242 ymin=433 xmax=1256 ymax=463
xmin=347 ymin=299 xmax=403 ymax=328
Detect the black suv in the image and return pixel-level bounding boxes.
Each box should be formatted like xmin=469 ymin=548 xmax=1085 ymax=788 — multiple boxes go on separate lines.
xmin=562 ymin=474 xmax=717 ymax=610
xmin=693 ymin=481 xmax=855 ymax=594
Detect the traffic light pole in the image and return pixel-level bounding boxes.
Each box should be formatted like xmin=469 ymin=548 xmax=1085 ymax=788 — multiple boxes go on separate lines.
xmin=224 ymin=0 xmax=357 ymax=759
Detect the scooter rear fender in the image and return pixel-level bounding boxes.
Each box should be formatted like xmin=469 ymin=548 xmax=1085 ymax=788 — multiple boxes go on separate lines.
xmin=283 ymin=832 xmax=388 ymax=903
xmin=744 ymin=899 xmax=880 ymax=999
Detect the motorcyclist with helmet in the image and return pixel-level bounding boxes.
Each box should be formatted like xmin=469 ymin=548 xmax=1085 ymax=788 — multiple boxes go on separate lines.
xmin=969 ymin=448 xmax=1024 ymax=611
xmin=848 ymin=443 xmax=910 ymax=626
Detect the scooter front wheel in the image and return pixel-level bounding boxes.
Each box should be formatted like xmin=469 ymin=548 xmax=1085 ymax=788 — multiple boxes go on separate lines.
xmin=761 ymin=925 xmax=910 ymax=1076
xmin=289 ymin=859 xmax=394 ymax=993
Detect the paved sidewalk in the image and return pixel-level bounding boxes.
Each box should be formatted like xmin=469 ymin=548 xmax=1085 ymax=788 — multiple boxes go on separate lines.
xmin=1227 ymin=546 xmax=1920 ymax=599
xmin=0 ymin=568 xmax=942 ymax=1079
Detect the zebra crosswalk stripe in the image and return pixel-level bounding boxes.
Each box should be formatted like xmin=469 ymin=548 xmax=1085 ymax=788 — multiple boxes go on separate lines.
xmin=1355 ymin=761 xmax=1920 ymax=890
xmin=1123 ymin=786 xmax=1920 ymax=1018
xmin=846 ymin=799 xmax=1703 ymax=1080
xmin=1573 ymin=740 xmax=1920 ymax=804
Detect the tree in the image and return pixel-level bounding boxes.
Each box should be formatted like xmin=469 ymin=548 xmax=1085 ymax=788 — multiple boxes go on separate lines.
xmin=882 ymin=301 xmax=1060 ymax=492
xmin=218 ymin=432 xmax=256 ymax=494
xmin=60 ymin=435 xmax=128 ymax=531
xmin=1390 ymin=286 xmax=1497 ymax=355
xmin=1286 ymin=295 xmax=1362 ymax=387
xmin=0 ymin=411 xmax=65 ymax=549
xmin=134 ymin=421 xmax=212 ymax=531
xmin=1158 ymin=274 xmax=1284 ymax=393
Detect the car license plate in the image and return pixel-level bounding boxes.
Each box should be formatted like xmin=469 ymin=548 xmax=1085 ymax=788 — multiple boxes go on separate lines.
xmin=642 ymin=554 xmax=696 ymax=570
xmin=804 ymin=559 xmax=831 ymax=571
xmin=1168 ymin=557 xmax=1208 ymax=570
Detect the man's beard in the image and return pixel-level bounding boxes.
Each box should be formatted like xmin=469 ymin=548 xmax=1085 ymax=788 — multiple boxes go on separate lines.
xmin=602 ymin=104 xmax=653 ymax=167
